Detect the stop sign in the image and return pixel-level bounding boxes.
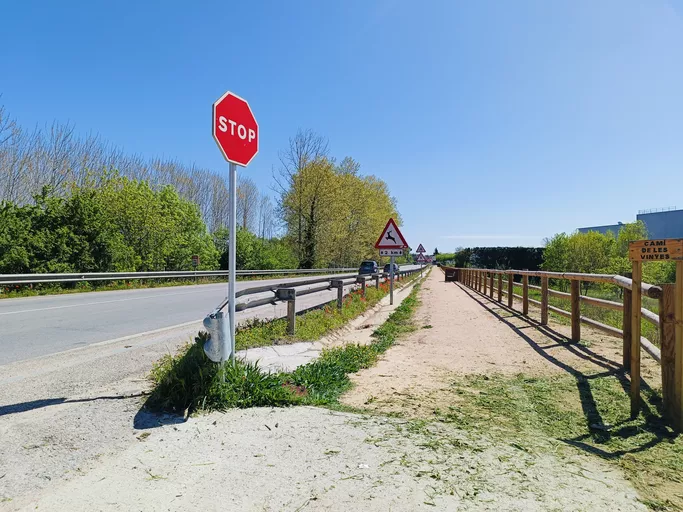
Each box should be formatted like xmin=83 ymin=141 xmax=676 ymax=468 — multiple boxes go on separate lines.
xmin=212 ymin=91 xmax=259 ymax=166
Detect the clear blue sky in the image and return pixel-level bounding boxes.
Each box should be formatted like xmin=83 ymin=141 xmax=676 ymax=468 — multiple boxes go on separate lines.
xmin=2 ymin=0 xmax=683 ymax=254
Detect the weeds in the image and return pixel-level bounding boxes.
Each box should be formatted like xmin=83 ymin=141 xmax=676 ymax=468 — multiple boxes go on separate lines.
xmin=145 ymin=279 xmax=423 ymax=414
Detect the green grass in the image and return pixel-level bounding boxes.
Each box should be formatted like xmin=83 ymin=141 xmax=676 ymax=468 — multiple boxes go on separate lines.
xmin=145 ymin=277 xmax=424 ymax=414
xmin=440 ymin=372 xmax=683 ymax=511
xmin=236 ymin=286 xmax=387 ymax=350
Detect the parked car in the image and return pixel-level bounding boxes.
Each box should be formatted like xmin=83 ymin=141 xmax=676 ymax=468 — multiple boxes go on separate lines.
xmin=383 ymin=263 xmax=399 ymax=274
xmin=358 ymin=260 xmax=379 ymax=275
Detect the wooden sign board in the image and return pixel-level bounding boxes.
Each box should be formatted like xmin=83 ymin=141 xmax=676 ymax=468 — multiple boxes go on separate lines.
xmin=629 ymin=239 xmax=683 ymax=262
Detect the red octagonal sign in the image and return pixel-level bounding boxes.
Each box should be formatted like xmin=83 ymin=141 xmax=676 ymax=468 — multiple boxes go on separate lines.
xmin=212 ymin=91 xmax=259 ymax=166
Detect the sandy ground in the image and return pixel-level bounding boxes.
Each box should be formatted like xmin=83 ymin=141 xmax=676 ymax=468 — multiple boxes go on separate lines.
xmin=342 ymin=270 xmax=660 ymax=416
xmin=0 ymin=276 xmax=421 ymax=510
xmin=12 ymin=407 xmax=644 ymax=512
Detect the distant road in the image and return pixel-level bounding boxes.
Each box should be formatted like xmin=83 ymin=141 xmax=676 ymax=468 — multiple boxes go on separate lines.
xmin=0 ymin=266 xmax=424 ymax=365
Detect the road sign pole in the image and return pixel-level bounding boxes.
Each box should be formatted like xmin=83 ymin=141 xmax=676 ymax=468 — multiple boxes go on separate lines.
xmin=390 ymin=256 xmax=395 ymax=305
xmin=227 ymin=162 xmax=237 ymax=364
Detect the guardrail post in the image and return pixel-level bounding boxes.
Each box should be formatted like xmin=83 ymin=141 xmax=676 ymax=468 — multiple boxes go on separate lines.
xmin=277 ymin=288 xmax=297 ymax=335
xmin=356 ymin=277 xmax=367 ymax=298
xmin=660 ymin=283 xmax=676 ymax=424
xmin=331 ymin=279 xmax=345 ymax=310
xmin=522 ymin=275 xmax=529 ymax=315
xmin=541 ymin=276 xmax=549 ymax=325
xmin=374 ymin=274 xmax=380 ymax=288
xmin=507 ymin=274 xmax=513 ymax=308
xmin=497 ymin=273 xmax=502 ymax=302
xmin=571 ymin=280 xmax=581 ymax=342
xmin=623 ymin=286 xmax=632 ymax=370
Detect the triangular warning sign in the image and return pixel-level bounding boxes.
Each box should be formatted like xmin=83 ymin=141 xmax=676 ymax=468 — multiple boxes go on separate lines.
xmin=375 ymin=218 xmax=409 ymax=249
xmin=416 ymin=243 xmax=426 ymax=253
xmin=417 ymin=253 xmax=427 ymax=262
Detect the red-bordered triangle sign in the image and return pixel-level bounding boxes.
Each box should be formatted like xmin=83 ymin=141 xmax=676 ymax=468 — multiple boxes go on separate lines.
xmin=416 ymin=243 xmax=426 ymax=253
xmin=375 ymin=218 xmax=409 ymax=249
xmin=417 ymin=253 xmax=427 ymax=262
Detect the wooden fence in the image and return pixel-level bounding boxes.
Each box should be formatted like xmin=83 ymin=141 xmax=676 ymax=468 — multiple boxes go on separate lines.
xmin=443 ymin=266 xmax=682 ymax=431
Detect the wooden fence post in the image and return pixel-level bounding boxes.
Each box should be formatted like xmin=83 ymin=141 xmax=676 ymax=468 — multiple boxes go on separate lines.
xmin=507 ymin=274 xmax=513 ymax=308
xmin=675 ymin=260 xmax=683 ymax=430
xmin=497 ymin=273 xmax=502 ymax=302
xmin=489 ymin=272 xmax=494 ymax=299
xmin=522 ymin=275 xmax=529 ymax=315
xmin=571 ymin=280 xmax=581 ymax=343
xmin=660 ymin=283 xmax=676 ymax=424
xmin=630 ymin=262 xmax=642 ymax=417
xmin=482 ymin=271 xmax=486 ymax=295
xmin=622 ymin=287 xmax=632 ymax=370
xmin=541 ymin=276 xmax=549 ymax=325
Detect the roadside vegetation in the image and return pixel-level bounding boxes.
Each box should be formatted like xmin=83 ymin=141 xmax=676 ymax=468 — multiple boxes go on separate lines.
xmin=0 ymin=106 xmax=408 ymax=284
xmin=438 ymin=372 xmax=683 ymax=510
xmin=145 ymin=276 xmax=423 ymax=414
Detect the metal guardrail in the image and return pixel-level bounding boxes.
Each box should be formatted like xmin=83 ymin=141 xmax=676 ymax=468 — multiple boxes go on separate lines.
xmin=201 ymin=264 xmax=427 ymax=362
xmin=0 ymin=268 xmax=358 ymax=286
xmin=212 ymin=265 xmax=426 ymax=315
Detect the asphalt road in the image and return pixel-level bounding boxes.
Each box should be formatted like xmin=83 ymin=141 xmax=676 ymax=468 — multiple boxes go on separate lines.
xmin=0 ymin=274 xmax=357 ymax=365
xmin=0 ymin=266 xmax=425 ymax=365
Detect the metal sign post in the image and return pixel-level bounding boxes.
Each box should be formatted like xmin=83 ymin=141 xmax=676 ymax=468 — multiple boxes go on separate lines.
xmin=390 ymin=256 xmax=395 ymax=305
xmin=211 ymin=91 xmax=259 ymax=366
xmin=228 ymin=162 xmax=237 ymax=363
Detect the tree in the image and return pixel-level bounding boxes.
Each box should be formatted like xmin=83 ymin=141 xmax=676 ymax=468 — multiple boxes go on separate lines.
xmin=236 ymin=176 xmax=259 ymax=232
xmin=434 ymin=248 xmax=439 ymax=255
xmin=275 ymin=129 xmax=329 ymax=266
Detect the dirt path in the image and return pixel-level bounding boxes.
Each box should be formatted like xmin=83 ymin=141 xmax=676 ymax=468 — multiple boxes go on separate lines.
xmin=342 ymin=269 xmax=659 ymax=416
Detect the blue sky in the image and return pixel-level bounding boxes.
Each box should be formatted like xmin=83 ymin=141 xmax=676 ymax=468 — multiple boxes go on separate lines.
xmin=2 ymin=0 xmax=683 ymax=254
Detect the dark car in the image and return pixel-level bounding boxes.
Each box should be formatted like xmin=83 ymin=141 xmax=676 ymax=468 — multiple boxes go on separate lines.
xmin=383 ymin=263 xmax=399 ymax=274
xmin=359 ymin=260 xmax=379 ymax=275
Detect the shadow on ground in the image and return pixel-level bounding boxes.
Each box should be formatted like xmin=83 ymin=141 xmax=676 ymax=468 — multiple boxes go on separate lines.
xmin=454 ymin=281 xmax=677 ymax=458
xmin=0 ymin=393 xmax=148 ymax=417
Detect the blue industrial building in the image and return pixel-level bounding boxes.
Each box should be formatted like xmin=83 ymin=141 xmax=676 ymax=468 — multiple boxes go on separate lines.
xmin=578 ymin=207 xmax=683 ymax=239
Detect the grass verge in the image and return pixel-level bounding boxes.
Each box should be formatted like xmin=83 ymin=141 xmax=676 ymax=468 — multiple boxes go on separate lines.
xmin=439 ymin=371 xmax=683 ymax=511
xmin=144 ymin=279 xmax=423 ymax=414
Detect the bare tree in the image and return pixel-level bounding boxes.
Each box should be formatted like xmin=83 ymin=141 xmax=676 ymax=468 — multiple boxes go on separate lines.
xmin=257 ymin=193 xmax=275 ymax=239
xmin=236 ymin=175 xmax=259 ymax=232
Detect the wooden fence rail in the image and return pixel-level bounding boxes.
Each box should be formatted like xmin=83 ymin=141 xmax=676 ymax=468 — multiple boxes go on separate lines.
xmin=443 ymin=266 xmax=682 ymax=431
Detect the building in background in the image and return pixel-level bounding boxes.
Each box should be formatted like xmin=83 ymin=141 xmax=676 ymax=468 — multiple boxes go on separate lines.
xmin=578 ymin=207 xmax=683 ymax=239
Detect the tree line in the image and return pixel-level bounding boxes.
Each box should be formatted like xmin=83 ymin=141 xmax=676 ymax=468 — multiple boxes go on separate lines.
xmin=435 ymin=221 xmax=673 ymax=291
xmin=0 ymin=105 xmax=401 ymax=273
